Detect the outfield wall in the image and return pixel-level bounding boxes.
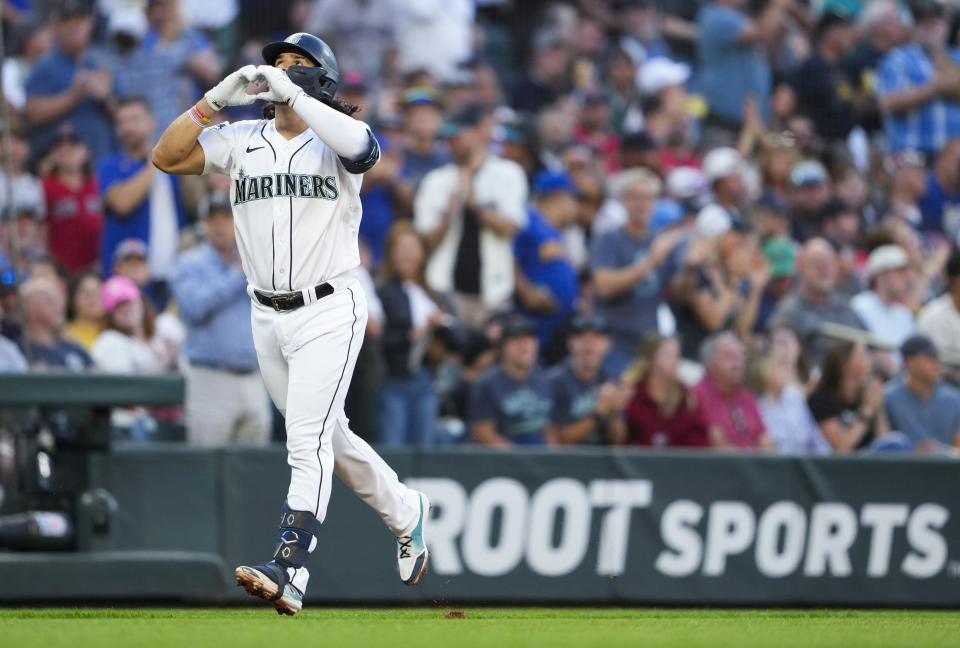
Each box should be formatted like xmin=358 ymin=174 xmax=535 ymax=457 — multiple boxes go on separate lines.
xmin=3 ymin=445 xmax=960 ymax=606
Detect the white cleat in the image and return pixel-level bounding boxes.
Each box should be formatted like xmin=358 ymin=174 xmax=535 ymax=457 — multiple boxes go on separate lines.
xmin=397 ymin=492 xmax=430 ymax=586
xmin=235 ymin=565 xmax=304 ymax=616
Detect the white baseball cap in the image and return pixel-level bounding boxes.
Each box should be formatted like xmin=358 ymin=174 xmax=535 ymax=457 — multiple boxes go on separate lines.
xmin=867 ymin=245 xmax=910 ymax=277
xmin=108 ymin=8 xmax=147 ymax=39
xmin=666 ymin=166 xmax=708 ymax=200
xmin=702 ymin=147 xmax=743 ymax=183
xmin=638 ymin=57 xmax=691 ymax=95
xmin=695 ymin=204 xmax=732 ymax=238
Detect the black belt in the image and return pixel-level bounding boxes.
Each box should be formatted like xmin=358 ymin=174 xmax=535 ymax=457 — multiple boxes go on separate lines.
xmin=254 ymin=282 xmax=334 ymax=311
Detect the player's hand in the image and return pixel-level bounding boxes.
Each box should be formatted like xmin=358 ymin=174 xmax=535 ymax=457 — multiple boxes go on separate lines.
xmin=204 ymin=65 xmax=260 ymax=111
xmin=253 ymin=65 xmax=302 ymax=107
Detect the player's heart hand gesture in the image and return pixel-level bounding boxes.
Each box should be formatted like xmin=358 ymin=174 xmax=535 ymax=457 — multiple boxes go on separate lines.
xmin=252 ymin=66 xmax=302 ymax=107
xmin=204 ymin=65 xmax=262 ymax=111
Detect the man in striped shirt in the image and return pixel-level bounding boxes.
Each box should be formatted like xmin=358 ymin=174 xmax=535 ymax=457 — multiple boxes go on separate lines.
xmin=876 ymin=0 xmax=960 ymax=153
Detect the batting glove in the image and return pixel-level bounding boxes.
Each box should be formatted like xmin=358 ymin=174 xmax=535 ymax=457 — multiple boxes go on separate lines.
xmin=204 ymin=65 xmax=260 ymax=111
xmin=254 ymin=65 xmax=304 ymax=108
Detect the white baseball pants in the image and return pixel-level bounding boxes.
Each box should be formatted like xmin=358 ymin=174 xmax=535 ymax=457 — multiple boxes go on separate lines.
xmin=249 ymin=271 xmax=421 ymax=537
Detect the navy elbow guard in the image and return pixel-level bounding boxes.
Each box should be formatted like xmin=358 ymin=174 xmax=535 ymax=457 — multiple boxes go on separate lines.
xmin=339 ymin=130 xmax=381 ymax=174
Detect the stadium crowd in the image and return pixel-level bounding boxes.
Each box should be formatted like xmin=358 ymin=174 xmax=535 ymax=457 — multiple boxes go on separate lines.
xmin=0 ymin=0 xmax=959 ymax=454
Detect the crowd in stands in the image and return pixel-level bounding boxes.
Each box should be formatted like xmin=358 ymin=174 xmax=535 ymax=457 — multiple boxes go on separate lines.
xmin=0 ymin=0 xmax=959 ymax=455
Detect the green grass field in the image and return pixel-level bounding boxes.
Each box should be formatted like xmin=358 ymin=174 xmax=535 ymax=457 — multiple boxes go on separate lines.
xmin=1 ymin=608 xmax=958 ymax=647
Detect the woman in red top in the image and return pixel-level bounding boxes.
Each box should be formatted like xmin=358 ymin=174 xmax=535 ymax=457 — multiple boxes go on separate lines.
xmin=41 ymin=135 xmax=104 ymax=275
xmin=623 ymin=333 xmax=709 ymax=448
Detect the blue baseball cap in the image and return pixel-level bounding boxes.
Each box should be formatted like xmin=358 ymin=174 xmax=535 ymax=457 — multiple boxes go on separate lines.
xmin=650 ymin=199 xmax=684 ymax=232
xmin=532 ymin=170 xmax=575 ymax=196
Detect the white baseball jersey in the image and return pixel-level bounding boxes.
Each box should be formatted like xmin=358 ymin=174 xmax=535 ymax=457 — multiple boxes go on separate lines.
xmin=198 ymin=118 xmax=378 ymax=293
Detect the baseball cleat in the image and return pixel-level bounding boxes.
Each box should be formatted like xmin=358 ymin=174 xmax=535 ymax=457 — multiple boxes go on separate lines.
xmin=397 ymin=492 xmax=430 ymax=586
xmin=235 ymin=564 xmax=303 ymax=616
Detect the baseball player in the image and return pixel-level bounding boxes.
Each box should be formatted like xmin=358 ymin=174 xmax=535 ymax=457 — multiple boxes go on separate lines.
xmin=153 ymin=33 xmax=429 ymax=615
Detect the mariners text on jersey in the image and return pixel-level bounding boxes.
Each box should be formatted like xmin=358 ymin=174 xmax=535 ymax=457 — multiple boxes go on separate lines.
xmin=234 ymin=169 xmax=340 ymax=205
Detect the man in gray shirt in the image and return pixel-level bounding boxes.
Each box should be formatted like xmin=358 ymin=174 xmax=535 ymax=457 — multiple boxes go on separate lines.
xmin=769 ymin=237 xmax=864 ymax=364
xmin=885 ymin=335 xmax=960 ymax=450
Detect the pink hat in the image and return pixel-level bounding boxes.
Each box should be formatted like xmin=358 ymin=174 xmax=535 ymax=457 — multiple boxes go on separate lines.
xmin=101 ymin=276 xmax=140 ymax=313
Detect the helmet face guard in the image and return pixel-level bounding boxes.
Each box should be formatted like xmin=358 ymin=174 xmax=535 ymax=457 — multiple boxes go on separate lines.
xmin=286 ymin=64 xmax=339 ymax=103
xmin=262 ymin=33 xmax=340 ymax=102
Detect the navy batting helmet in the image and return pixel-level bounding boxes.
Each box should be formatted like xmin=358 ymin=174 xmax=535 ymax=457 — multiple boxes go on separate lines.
xmin=262 ymin=33 xmax=339 ymax=103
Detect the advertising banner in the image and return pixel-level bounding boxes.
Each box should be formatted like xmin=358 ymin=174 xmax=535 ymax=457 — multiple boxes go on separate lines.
xmin=96 ymin=447 xmax=960 ymax=606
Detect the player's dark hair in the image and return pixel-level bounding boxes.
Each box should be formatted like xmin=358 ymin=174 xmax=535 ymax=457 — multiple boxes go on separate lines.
xmin=262 ymin=96 xmax=359 ymax=120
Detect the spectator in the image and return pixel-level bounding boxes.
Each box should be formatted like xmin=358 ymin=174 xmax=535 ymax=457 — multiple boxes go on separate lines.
xmin=917 ymin=138 xmax=960 ymax=239
xmin=885 ymin=335 xmax=960 ymax=450
xmin=24 ymin=0 xmax=116 ymax=164
xmin=18 ymin=276 xmax=92 ymax=371
xmin=604 ymin=44 xmax=642 ymax=136
xmin=755 ymin=236 xmax=795 ymax=332
xmin=851 ymin=245 xmax=915 ymax=349
xmin=917 ymin=246 xmax=960 ymax=358
xmin=307 ymin=0 xmax=398 ymax=88
xmin=791 ymin=10 xmax=859 ymax=140
xmin=104 ymin=8 xmax=149 ymax=107
xmin=63 ymin=272 xmax=103 ymax=351
xmin=352 ymin=82 xmax=404 ymax=270
xmin=0 ymin=298 xmax=27 ymax=373
xmin=548 ymin=315 xmax=626 ymax=446
xmin=769 ymin=321 xmax=812 ymax=390
xmin=573 ymin=92 xmax=618 ymax=173
xmin=696 ymin=0 xmax=779 ymax=143
xmin=399 ymin=87 xmax=449 ymax=192
xmin=701 ymin=147 xmax=749 ymax=220
xmin=514 ymin=170 xmax=580 ymax=348
xmin=345 ymin=239 xmax=387 ymax=444
xmin=618 ymin=0 xmax=671 ymax=61
xmin=511 ymin=28 xmax=571 ymax=115
xmin=640 ymin=59 xmax=697 ymax=172
xmin=591 ymin=169 xmax=683 ymax=373
xmin=693 ymin=332 xmax=773 ymax=450
xmin=469 ymin=315 xmax=555 ymax=447
xmin=3 ymin=17 xmax=54 ymax=115
xmin=0 ymin=130 xmax=45 ymax=232
xmin=123 ymin=0 xmax=221 ymax=130
xmin=395 ymin=0 xmax=473 ymax=83
xmin=41 ymin=135 xmax=103 ymax=275
xmin=110 ymin=238 xmax=166 ymax=312
xmin=885 ymin=151 xmax=927 ymax=226
xmin=807 ymin=339 xmax=892 ymax=452
xmin=3 ymin=197 xmax=46 ymax=271
xmin=99 ymin=97 xmax=184 ymax=299
xmin=376 ymin=222 xmax=453 ymax=448
xmin=757 ymin=138 xmax=798 ymax=202
xmin=669 ymin=204 xmax=767 ymax=360
xmin=415 ymin=103 xmax=528 ymax=329
xmin=770 ymin=237 xmax=865 ymax=365
xmin=876 ymin=0 xmax=960 ymax=153
xmin=623 ymin=333 xmax=710 ymax=448
xmin=90 ymin=276 xmax=165 ymax=374
xmin=845 ymin=0 xmax=909 ymax=134
xmin=788 ymin=159 xmax=831 ymax=242
xmin=747 ymin=344 xmax=831 ymax=454
xmin=169 ymin=196 xmax=268 ymax=445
